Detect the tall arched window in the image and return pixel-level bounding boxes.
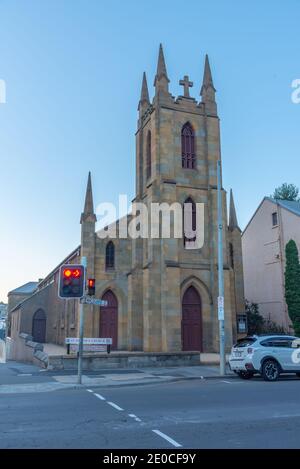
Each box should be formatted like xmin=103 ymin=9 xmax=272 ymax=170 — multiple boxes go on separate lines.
xmin=229 ymin=242 xmax=234 ymax=268
xmin=105 ymin=241 xmax=115 ymax=270
xmin=146 ymin=130 xmax=151 ymax=179
xmin=183 ymin=197 xmax=196 ymax=247
xmin=181 ymin=122 xmax=195 ymax=169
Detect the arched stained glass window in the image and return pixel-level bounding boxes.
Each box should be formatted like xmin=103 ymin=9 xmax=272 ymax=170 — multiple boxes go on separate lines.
xmin=181 ymin=122 xmax=196 ymax=169
xmin=105 ymin=241 xmax=115 ymax=270
xmin=183 ymin=197 xmax=197 ymax=247
xmin=146 ymin=130 xmax=151 ymax=179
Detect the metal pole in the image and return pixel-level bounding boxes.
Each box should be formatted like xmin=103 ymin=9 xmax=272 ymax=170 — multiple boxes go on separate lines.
xmin=77 ymin=256 xmax=87 ymax=385
xmin=217 ymin=161 xmax=226 ymax=376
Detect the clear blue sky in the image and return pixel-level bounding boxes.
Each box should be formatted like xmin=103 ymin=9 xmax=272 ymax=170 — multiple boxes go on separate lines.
xmin=0 ymin=0 xmax=299 ymax=301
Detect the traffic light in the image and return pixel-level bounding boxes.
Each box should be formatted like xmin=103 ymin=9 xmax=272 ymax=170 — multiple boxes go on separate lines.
xmin=87 ymin=278 xmax=96 ymax=296
xmin=58 ymin=264 xmax=85 ymax=299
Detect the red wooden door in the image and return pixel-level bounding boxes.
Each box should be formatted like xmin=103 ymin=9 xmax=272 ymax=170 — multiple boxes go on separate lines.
xmin=182 ymin=286 xmax=202 ymax=351
xmin=100 ymin=290 xmax=118 ymax=350
xmin=32 ymin=309 xmax=46 ymax=343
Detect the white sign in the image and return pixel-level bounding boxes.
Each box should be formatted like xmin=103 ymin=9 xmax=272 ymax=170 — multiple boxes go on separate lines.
xmin=217 ymin=296 xmax=224 ymax=308
xmin=218 ymin=296 xmax=224 ymax=320
xmin=65 ymin=337 xmax=112 ymax=345
xmin=70 ymin=344 xmax=107 ymax=353
xmin=80 ymin=296 xmax=108 ymax=306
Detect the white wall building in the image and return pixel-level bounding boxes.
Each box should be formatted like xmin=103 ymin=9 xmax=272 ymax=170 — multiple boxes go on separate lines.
xmin=242 ymin=197 xmax=300 ymax=331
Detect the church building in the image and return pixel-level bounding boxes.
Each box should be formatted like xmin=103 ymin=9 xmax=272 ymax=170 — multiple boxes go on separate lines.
xmin=9 ymin=45 xmax=245 ymax=354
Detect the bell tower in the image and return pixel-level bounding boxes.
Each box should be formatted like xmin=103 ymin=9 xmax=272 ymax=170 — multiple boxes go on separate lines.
xmin=128 ymin=45 xmax=239 ymax=353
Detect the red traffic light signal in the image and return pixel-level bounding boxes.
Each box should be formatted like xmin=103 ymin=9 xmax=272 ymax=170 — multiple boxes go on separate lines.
xmin=58 ymin=264 xmax=85 ymax=299
xmin=87 ymin=278 xmax=96 ymax=296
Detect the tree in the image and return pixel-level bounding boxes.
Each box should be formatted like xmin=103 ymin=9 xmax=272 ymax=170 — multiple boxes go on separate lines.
xmin=272 ymin=183 xmax=300 ymax=201
xmin=245 ymin=300 xmax=264 ymax=335
xmin=245 ymin=300 xmax=287 ymax=335
xmin=285 ymin=240 xmax=300 ymax=335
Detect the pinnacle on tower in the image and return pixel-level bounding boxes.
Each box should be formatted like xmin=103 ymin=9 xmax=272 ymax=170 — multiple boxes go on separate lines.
xmin=229 ymin=189 xmax=240 ymax=231
xmin=138 ymin=72 xmax=150 ymax=111
xmin=80 ymin=171 xmax=97 ymax=223
xmin=154 ymin=43 xmax=170 ymax=91
xmin=201 ymin=54 xmax=215 ymax=92
xmin=200 ymin=54 xmax=217 ymax=114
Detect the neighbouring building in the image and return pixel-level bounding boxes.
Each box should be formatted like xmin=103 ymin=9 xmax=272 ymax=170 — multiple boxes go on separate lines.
xmin=0 ymin=302 xmax=7 ymax=320
xmin=242 ymin=197 xmax=300 ymax=331
xmin=9 ymin=45 xmax=244 ymax=353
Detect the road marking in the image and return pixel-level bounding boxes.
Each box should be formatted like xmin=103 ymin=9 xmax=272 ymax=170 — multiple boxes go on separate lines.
xmin=152 ymin=429 xmax=182 ymax=448
xmin=221 ymin=380 xmax=232 ymax=384
xmin=86 ymin=389 xmax=94 ymax=393
xmin=94 ymin=393 xmax=106 ymax=400
xmin=107 ymin=401 xmax=123 ymax=411
xmin=128 ymin=413 xmax=142 ymax=422
xmin=18 ymin=374 xmax=32 ymax=376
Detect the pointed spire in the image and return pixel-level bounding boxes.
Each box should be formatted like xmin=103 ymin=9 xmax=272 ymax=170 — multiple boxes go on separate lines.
xmin=80 ymin=172 xmax=96 ymax=223
xmin=202 ymin=54 xmax=215 ymax=91
xmin=229 ymin=189 xmax=240 ymax=231
xmin=200 ymin=54 xmax=217 ymax=114
xmin=154 ymin=43 xmax=170 ymax=87
xmin=138 ymin=72 xmax=150 ymax=111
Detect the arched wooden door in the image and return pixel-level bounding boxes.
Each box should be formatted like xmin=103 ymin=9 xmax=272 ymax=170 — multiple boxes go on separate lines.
xmin=182 ymin=286 xmax=202 ymax=351
xmin=100 ymin=290 xmax=118 ymax=350
xmin=32 ymin=309 xmax=46 ymax=343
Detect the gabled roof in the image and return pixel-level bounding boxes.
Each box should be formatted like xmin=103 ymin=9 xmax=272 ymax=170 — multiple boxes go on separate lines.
xmin=8 ymin=281 xmax=38 ymax=296
xmin=242 ymin=197 xmax=300 ymax=236
xmin=265 ymin=197 xmax=300 ymax=217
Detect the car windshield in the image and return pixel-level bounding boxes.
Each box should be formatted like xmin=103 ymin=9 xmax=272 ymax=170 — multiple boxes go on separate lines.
xmin=233 ymin=337 xmax=257 ymax=348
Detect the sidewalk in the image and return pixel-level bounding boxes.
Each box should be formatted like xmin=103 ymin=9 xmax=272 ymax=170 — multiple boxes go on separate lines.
xmin=0 ymin=361 xmax=235 ymax=393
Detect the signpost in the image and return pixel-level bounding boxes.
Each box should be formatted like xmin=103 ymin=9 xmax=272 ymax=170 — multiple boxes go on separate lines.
xmin=65 ymin=337 xmax=112 ymax=354
xmin=217 ymin=160 xmax=226 ymax=376
xmin=56 ymin=257 xmax=109 ymax=384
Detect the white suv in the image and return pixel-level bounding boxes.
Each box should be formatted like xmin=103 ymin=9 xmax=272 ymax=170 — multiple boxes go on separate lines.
xmin=229 ymin=335 xmax=300 ymax=381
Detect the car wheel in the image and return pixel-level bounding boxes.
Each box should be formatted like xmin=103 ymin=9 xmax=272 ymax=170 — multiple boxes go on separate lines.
xmin=296 ymin=373 xmax=300 ymax=378
xmin=262 ymin=359 xmax=280 ymax=381
xmin=237 ymin=371 xmax=254 ymax=380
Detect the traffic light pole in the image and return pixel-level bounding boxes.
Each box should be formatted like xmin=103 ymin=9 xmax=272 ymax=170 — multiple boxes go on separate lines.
xmin=77 ymin=256 xmax=87 ymax=385
xmin=217 ymin=160 xmax=226 ymax=376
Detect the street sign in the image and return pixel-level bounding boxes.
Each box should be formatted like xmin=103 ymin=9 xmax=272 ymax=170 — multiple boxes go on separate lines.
xmin=65 ymin=337 xmax=112 ymax=355
xmin=65 ymin=338 xmax=112 ymax=345
xmin=80 ymin=296 xmax=108 ymax=306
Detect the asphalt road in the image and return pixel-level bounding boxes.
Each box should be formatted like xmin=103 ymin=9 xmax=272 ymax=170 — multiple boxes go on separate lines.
xmin=1 ymin=375 xmax=300 ymax=448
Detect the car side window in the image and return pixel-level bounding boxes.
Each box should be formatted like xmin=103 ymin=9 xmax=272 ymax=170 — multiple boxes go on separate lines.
xmin=260 ymin=340 xmax=273 ymax=347
xmin=272 ymin=339 xmax=292 ymax=348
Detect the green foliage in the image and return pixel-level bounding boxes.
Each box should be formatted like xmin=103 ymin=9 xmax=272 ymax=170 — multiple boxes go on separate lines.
xmin=245 ymin=300 xmax=287 ymax=335
xmin=272 ymin=183 xmax=300 ymax=201
xmin=285 ymin=240 xmax=300 ymax=335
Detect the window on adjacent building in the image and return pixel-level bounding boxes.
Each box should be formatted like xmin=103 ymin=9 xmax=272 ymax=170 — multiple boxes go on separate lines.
xmin=181 ymin=122 xmax=196 ymax=169
xmin=272 ymin=212 xmax=278 ymax=226
xmin=146 ymin=130 xmax=151 ymax=180
xmin=105 ymin=241 xmax=115 ymax=270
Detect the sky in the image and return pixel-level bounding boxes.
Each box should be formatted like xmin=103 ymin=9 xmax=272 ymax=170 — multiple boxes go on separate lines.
xmin=0 ymin=0 xmax=299 ymax=302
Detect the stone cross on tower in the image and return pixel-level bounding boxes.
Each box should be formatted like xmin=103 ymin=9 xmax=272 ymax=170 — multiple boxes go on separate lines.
xmin=179 ymin=75 xmax=193 ymax=98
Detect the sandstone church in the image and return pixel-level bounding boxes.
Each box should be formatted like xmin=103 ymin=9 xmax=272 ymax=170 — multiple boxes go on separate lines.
xmin=9 ymin=45 xmax=245 ymax=353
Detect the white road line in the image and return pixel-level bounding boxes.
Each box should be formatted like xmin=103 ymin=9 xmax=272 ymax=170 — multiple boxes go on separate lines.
xmin=86 ymin=389 xmax=94 ymax=393
xmin=152 ymin=430 xmax=182 ymax=448
xmin=95 ymin=393 xmax=106 ymax=400
xmin=107 ymin=401 xmax=124 ymax=411
xmin=18 ymin=373 xmax=32 ymax=376
xmin=128 ymin=413 xmax=142 ymax=422
xmin=221 ymin=380 xmax=232 ymax=384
